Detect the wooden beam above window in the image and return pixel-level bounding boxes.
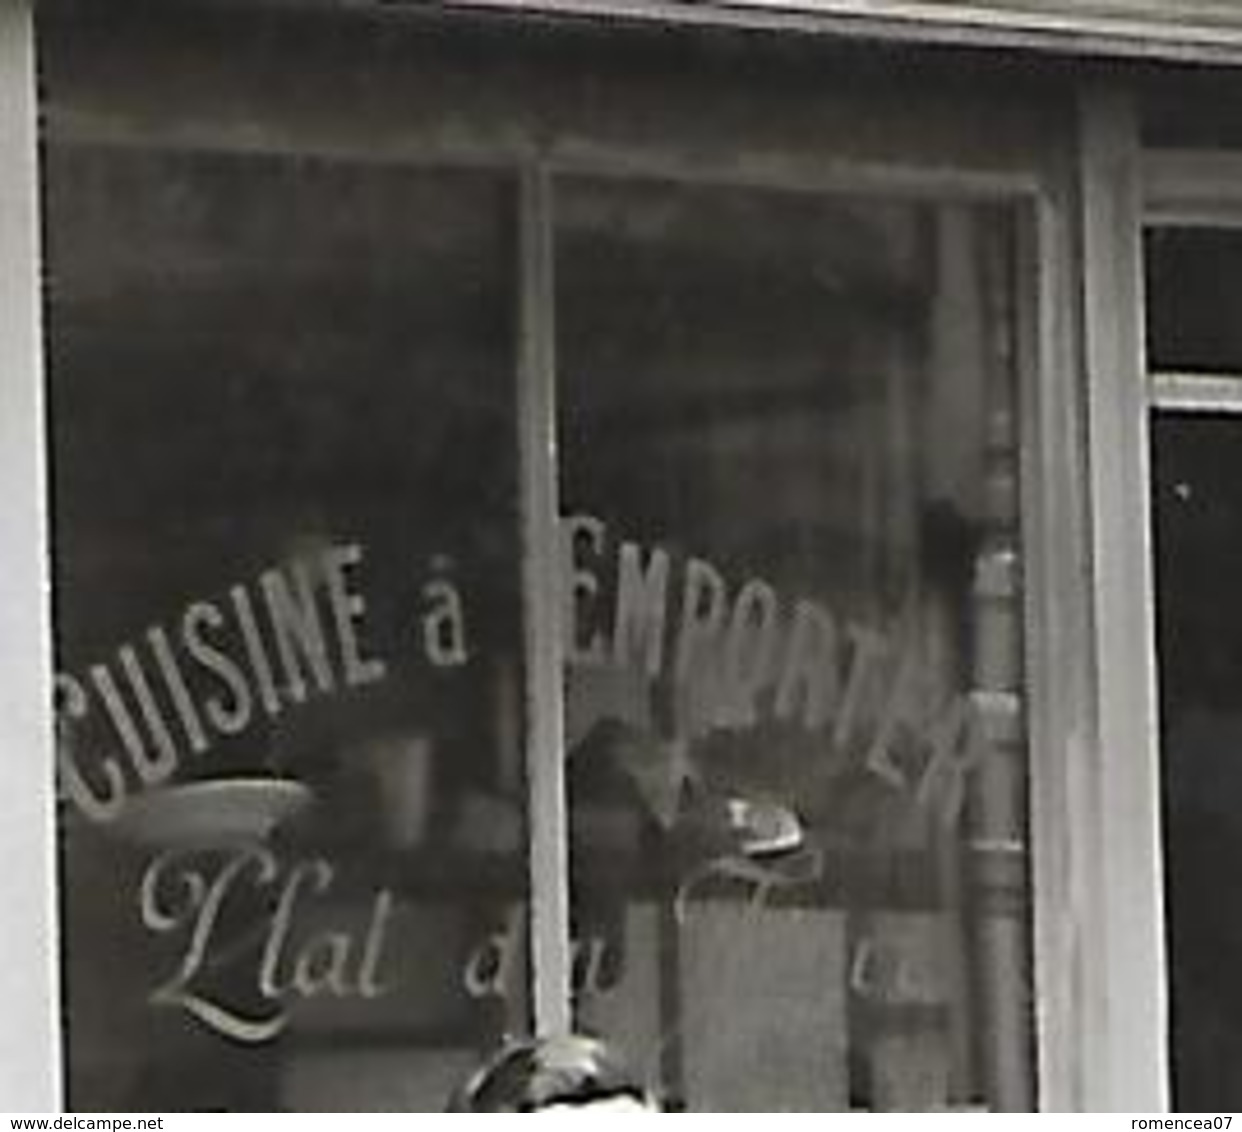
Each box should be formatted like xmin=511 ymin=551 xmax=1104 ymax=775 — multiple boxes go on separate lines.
xmin=442 ymin=0 xmax=1242 ymax=64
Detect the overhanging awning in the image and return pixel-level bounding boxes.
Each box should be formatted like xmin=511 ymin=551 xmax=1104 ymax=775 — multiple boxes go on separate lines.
xmin=441 ymin=0 xmax=1242 ymax=64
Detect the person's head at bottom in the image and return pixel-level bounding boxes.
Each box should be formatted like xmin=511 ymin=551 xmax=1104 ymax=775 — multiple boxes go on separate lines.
xmin=447 ymin=1034 xmax=659 ymax=1113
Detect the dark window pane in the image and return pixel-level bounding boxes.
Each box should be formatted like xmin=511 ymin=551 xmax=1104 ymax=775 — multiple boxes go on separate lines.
xmin=1146 ymin=228 xmax=1242 ymax=375
xmin=1153 ymin=413 xmax=1242 ymax=1111
xmin=1143 ymin=75 xmax=1242 ymax=151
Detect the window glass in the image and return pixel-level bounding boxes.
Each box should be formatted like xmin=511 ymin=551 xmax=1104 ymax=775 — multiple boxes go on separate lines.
xmin=44 ymin=142 xmax=526 ymax=1111
xmin=1153 ymin=413 xmax=1242 ymax=1111
xmin=1143 ymin=77 xmax=1242 ymax=151
xmin=39 ymin=5 xmax=1045 ymax=1114
xmin=1146 ymin=227 xmax=1242 ymax=375
xmin=555 ymin=177 xmax=1034 ymax=1111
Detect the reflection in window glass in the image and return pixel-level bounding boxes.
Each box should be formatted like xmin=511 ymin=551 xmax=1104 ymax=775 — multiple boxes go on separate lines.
xmin=555 ymin=178 xmax=1033 ymax=1111
xmin=46 ymin=145 xmax=526 ymax=1112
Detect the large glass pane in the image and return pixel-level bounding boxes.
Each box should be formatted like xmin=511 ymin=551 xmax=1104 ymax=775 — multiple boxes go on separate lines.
xmin=45 ymin=104 xmax=526 ymax=1117
xmin=555 ymin=178 xmax=1033 ymax=1111
xmin=1153 ymin=413 xmax=1242 ymax=1111
xmin=1146 ymin=227 xmax=1242 ymax=375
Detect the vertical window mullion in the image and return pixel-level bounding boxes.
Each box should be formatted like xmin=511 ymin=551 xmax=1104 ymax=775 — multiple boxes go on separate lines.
xmin=517 ymin=164 xmax=573 ymax=1037
xmin=1079 ymin=87 xmax=1169 ymax=1113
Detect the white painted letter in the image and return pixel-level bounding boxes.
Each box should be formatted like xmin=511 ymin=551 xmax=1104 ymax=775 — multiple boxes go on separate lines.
xmin=323 ymin=543 xmax=387 ymax=688
xmin=613 ymin=540 xmax=670 ymax=679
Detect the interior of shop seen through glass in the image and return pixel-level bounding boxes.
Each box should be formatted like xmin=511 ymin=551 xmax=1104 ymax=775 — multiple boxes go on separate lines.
xmin=42 ymin=6 xmax=1037 ymax=1112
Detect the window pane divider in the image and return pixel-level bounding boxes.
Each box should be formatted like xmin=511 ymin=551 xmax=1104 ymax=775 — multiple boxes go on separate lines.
xmin=1079 ymin=86 xmax=1170 ymax=1112
xmin=1144 ymin=150 xmax=1242 ymax=229
xmin=1150 ymin=370 xmax=1242 ymax=413
xmin=517 ymin=164 xmax=573 ymax=1037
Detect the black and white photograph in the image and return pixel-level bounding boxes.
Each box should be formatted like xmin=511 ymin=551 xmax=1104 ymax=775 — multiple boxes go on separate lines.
xmin=4 ymin=0 xmax=1242 ymax=1114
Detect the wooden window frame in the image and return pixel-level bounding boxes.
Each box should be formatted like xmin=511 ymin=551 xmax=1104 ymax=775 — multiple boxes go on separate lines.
xmin=1069 ymin=89 xmax=1242 ymax=1116
xmin=1128 ymin=122 xmax=1242 ymax=1108
xmin=0 ymin=5 xmax=1146 ymax=1111
xmin=519 ymin=148 xmax=1097 ymax=1111
xmin=0 ymin=0 xmax=61 ymax=1112
xmin=1144 ymin=148 xmax=1242 ymax=412
xmin=444 ymin=0 xmax=1242 ymax=66
xmin=1076 ymin=88 xmax=1172 ymax=1112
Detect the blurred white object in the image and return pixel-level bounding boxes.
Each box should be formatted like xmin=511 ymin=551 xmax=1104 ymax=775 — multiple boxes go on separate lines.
xmin=111 ymin=777 xmax=313 ymax=849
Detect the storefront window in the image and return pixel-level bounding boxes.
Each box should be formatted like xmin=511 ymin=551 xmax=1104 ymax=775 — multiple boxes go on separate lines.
xmin=555 ymin=178 xmax=1034 ymax=1111
xmin=45 ymin=142 xmax=527 ymax=1110
xmin=40 ymin=4 xmax=1042 ymax=1114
